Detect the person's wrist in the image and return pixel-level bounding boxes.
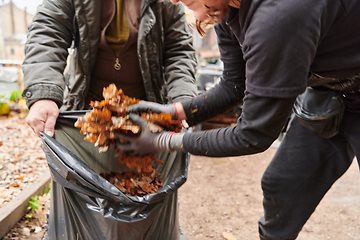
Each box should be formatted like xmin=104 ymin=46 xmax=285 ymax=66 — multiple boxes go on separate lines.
xmin=153 ymin=131 xmax=185 ymax=152
xmin=174 ymin=102 xmax=186 ymax=120
xmin=169 ymin=132 xmax=185 ymax=151
xmin=173 ymin=103 xmax=178 ymax=120
xmin=154 ymin=131 xmax=172 ymax=151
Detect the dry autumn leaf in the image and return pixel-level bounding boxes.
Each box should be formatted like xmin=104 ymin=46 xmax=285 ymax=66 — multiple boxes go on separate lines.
xmin=11 ymin=183 xmax=19 ymax=187
xmin=75 ymin=84 xmax=181 ymax=196
xmin=223 ymin=232 xmax=237 ymax=240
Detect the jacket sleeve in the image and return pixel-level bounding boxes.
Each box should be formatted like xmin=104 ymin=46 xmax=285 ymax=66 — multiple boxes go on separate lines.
xmin=181 ymin=71 xmax=244 ymax=126
xmin=162 ymin=1 xmax=198 ymax=102
xmin=181 ymin=22 xmax=246 ymax=126
xmin=22 ymin=0 xmax=75 ymax=108
xmin=183 ymin=92 xmax=296 ymax=157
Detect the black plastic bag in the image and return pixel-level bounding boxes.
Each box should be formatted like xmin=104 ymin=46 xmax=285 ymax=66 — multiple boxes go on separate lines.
xmin=41 ymin=111 xmax=189 ymax=240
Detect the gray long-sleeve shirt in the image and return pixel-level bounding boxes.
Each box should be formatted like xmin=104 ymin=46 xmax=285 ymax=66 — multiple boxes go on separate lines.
xmin=181 ymin=0 xmax=360 ymax=157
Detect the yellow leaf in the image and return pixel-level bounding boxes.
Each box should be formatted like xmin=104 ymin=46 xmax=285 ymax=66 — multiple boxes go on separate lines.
xmin=18 ymin=98 xmax=27 ymax=106
xmin=0 ymin=103 xmax=10 ymax=116
xmin=223 ymin=232 xmax=237 ymax=240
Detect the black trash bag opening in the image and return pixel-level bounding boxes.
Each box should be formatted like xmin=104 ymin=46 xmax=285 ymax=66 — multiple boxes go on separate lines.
xmin=41 ymin=131 xmax=188 ymax=203
xmin=41 ymin=110 xmax=190 ymax=240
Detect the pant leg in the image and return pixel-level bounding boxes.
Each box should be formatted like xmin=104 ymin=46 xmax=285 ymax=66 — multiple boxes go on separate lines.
xmin=341 ymin=108 xmax=360 ymax=167
xmin=258 ymin=114 xmax=355 ymax=240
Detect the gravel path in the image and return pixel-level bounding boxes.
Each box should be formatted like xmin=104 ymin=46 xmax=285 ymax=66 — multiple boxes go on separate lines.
xmin=0 ymin=115 xmax=48 ymax=208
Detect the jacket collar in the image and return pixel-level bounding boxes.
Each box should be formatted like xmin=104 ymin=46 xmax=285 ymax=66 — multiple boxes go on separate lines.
xmin=140 ymin=0 xmax=158 ymax=17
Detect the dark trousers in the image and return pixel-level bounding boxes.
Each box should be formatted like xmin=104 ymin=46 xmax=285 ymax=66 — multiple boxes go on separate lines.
xmin=258 ymin=107 xmax=360 ymax=240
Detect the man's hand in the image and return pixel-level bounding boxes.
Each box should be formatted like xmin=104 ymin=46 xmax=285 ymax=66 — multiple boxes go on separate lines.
xmin=26 ymin=100 xmax=59 ymax=137
xmin=115 ymin=113 xmax=173 ymax=155
xmin=128 ymin=101 xmax=187 ymax=121
xmin=128 ymin=101 xmax=177 ymax=119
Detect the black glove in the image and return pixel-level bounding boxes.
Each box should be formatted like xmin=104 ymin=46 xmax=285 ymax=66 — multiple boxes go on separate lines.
xmin=128 ymin=101 xmax=177 ymax=120
xmin=115 ymin=113 xmax=184 ymax=155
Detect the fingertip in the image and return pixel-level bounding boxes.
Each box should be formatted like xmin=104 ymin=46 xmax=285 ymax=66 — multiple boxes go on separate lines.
xmin=181 ymin=120 xmax=189 ymax=129
xmin=45 ymin=130 xmax=54 ymax=137
xmin=129 ymin=113 xmax=142 ymax=121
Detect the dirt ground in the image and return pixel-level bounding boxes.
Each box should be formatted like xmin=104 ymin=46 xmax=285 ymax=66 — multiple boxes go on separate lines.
xmin=2 ymin=115 xmax=360 ymax=240
xmin=178 ymin=144 xmax=360 ymax=240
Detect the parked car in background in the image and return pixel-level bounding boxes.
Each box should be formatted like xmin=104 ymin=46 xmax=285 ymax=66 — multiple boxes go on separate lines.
xmin=0 ymin=60 xmax=23 ymax=96
xmin=194 ymin=60 xmax=243 ymax=130
xmin=195 ymin=60 xmax=223 ymax=92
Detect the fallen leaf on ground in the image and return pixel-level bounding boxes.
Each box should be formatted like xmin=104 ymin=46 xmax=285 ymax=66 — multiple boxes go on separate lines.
xmin=223 ymin=232 xmax=237 ymax=240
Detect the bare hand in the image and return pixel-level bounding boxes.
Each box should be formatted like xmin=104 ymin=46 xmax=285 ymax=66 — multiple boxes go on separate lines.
xmin=25 ymin=100 xmax=59 ymax=137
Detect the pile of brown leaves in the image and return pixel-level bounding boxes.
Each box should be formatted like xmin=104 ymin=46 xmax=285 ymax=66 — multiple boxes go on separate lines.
xmin=75 ymin=84 xmax=181 ymax=196
xmin=74 ymin=85 xmax=140 ymax=153
xmin=101 ymin=170 xmax=164 ymax=197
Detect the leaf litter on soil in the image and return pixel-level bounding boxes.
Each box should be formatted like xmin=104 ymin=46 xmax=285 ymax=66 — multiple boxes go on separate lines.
xmin=0 ymin=109 xmax=50 ymax=240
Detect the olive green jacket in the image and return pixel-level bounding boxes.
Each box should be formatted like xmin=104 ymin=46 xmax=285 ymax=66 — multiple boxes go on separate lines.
xmin=22 ymin=0 xmax=197 ymax=110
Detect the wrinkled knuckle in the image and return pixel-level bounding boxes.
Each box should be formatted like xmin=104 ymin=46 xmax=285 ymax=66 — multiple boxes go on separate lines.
xmin=25 ymin=117 xmax=34 ymax=126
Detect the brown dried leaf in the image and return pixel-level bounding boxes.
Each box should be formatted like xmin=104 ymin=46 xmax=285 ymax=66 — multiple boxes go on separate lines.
xmin=223 ymin=232 xmax=237 ymax=240
xmin=74 ymin=84 xmax=180 ymax=196
xmin=101 ymin=169 xmax=164 ymax=197
xmin=11 ymin=183 xmax=19 ymax=187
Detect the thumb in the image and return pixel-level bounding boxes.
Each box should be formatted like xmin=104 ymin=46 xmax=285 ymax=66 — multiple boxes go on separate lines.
xmin=129 ymin=113 xmax=148 ymax=128
xmin=44 ymin=112 xmax=58 ymax=137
